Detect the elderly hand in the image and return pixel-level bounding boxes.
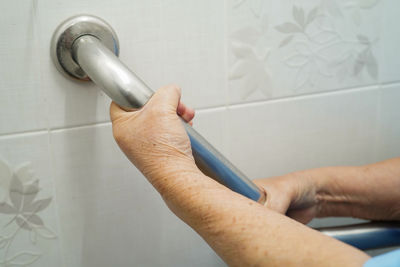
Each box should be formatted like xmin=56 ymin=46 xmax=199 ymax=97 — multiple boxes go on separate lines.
xmin=254 ymin=172 xmax=318 ymax=224
xmin=109 ymin=85 xmax=370 ymax=266
xmin=254 ymin=159 xmax=400 ymax=224
xmin=110 ymin=85 xmax=198 ymax=192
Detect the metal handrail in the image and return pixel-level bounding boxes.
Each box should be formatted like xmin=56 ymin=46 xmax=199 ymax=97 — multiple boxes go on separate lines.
xmin=317 ymin=221 xmax=400 ymax=250
xmin=51 ymin=15 xmax=399 ymax=251
xmin=51 ymin=15 xmax=265 ymax=203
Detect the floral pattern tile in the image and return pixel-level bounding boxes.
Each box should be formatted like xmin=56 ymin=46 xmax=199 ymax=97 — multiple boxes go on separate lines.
xmin=49 ymin=124 xmax=165 ymax=267
xmin=0 ymin=0 xmax=398 ymax=266
xmin=228 ymin=0 xmax=382 ymax=104
xmin=380 ymin=0 xmax=400 ymax=83
xmin=0 ymin=134 xmax=62 ymax=266
xmin=0 ymin=160 xmax=56 ymax=266
xmin=50 ymin=119 xmax=227 ymax=267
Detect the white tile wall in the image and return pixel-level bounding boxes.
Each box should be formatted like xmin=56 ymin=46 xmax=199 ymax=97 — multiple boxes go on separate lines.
xmin=0 ymin=0 xmax=399 ymax=266
xmin=226 ymin=86 xmax=380 ymax=180
xmin=228 ymin=0 xmax=382 ymax=104
xmin=0 ymin=132 xmax=62 ymax=266
xmin=36 ymin=0 xmax=226 ymax=129
xmin=49 ymin=124 xmax=165 ymax=266
xmin=49 ymin=120 xmax=225 ymax=267
xmin=0 ymin=1 xmax=47 ymax=135
xmin=380 ymin=0 xmax=400 ymax=83
xmin=159 ymin=0 xmax=227 ymax=109
xmin=159 ymin=209 xmax=224 ymax=267
xmin=376 ymin=83 xmax=400 ymax=160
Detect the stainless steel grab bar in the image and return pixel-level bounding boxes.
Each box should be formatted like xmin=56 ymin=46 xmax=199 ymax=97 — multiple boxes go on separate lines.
xmin=51 ymin=15 xmax=399 ymax=251
xmin=316 ymin=222 xmax=400 ymax=250
xmin=51 ymin=15 xmax=265 ymax=203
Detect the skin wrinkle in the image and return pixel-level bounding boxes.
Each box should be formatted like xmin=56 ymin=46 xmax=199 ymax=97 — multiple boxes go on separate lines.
xmin=256 ymin=159 xmax=400 ymax=223
xmin=313 ymin=163 xmax=400 ymax=220
xmin=110 ymin=85 xmax=371 ymax=266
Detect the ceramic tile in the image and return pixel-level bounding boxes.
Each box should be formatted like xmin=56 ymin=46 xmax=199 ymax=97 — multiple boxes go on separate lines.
xmin=37 ymin=0 xmax=163 ymax=130
xmin=159 ymin=210 xmax=225 ymax=267
xmin=226 ymin=86 xmax=380 ymax=179
xmin=50 ymin=123 xmax=165 ymax=266
xmin=228 ymin=0 xmax=382 ymax=104
xmin=379 ymin=0 xmax=400 ymax=83
xmin=193 ymin=107 xmax=229 ymax=156
xmin=0 ymin=132 xmax=62 ymax=266
xmin=38 ymin=0 xmax=225 ymax=130
xmin=49 ymin=108 xmax=229 ymax=266
xmin=1 ymin=0 xmax=398 ymax=265
xmin=159 ymin=0 xmax=227 ymax=109
xmin=375 ymin=83 xmax=400 ymax=160
xmin=0 ymin=1 xmax=47 ymax=135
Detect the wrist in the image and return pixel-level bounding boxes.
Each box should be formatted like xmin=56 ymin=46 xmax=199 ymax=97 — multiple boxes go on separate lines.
xmin=309 ymin=166 xmax=367 ymax=218
xmin=137 ymin=150 xmax=196 ymax=178
xmin=144 ymin=157 xmax=200 ymax=187
xmin=157 ymin=170 xmax=233 ymax=226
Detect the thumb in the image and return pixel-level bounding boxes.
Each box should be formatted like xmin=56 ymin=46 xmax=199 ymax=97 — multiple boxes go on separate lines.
xmin=264 ymin=189 xmax=291 ymax=214
xmin=110 ymin=85 xmax=182 ymax=122
xmin=110 ymin=101 xmax=128 ymax=122
xmin=145 ymin=84 xmax=181 ymax=114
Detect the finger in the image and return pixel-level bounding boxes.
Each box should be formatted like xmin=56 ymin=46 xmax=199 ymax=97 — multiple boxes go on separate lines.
xmin=253 ymin=179 xmax=291 ymax=214
xmin=177 ymin=102 xmax=195 ymax=123
xmin=110 ymin=101 xmax=127 ymax=122
xmin=287 ymin=208 xmax=314 ymax=224
xmin=264 ymin=191 xmax=289 ymax=214
xmin=109 ymin=101 xmax=139 ymax=121
xmin=146 ymin=84 xmax=181 ymax=113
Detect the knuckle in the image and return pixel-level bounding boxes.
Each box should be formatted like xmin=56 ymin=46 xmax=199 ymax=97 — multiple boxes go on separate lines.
xmin=166 ymin=84 xmax=181 ymax=94
xmin=149 ymin=105 xmax=166 ymax=117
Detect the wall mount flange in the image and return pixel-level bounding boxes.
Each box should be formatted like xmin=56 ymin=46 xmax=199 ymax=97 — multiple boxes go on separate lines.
xmin=50 ymin=14 xmax=119 ymax=81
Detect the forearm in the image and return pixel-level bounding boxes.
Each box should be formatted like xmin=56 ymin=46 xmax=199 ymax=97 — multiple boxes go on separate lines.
xmin=152 ymin=169 xmax=369 ymax=266
xmin=308 ymin=158 xmax=400 ymax=220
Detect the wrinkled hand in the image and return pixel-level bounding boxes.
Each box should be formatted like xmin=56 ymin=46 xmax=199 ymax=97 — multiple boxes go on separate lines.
xmin=110 ymin=85 xmax=198 ymax=187
xmin=109 ymin=88 xmax=372 ymax=266
xmin=255 ymin=160 xmax=400 ymax=224
xmin=254 ymin=172 xmax=319 ymax=224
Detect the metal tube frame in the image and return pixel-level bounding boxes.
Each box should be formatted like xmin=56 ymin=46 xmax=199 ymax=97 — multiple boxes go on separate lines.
xmin=51 ymin=15 xmax=399 ymax=251
xmin=317 ymin=221 xmax=400 ymax=250
xmin=72 ymin=35 xmax=265 ymax=203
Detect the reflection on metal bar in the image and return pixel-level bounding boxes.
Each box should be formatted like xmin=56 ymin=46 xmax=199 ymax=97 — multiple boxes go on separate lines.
xmin=317 ymin=222 xmax=400 ymax=250
xmin=51 ymin=15 xmax=265 ymax=203
xmin=52 ymin=15 xmax=399 ymax=250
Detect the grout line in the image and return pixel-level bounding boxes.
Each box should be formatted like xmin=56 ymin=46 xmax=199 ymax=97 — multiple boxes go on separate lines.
xmin=1 ymin=81 xmax=399 ymax=138
xmin=0 ymin=129 xmax=49 ymax=140
xmin=196 ymin=83 xmax=382 ymax=112
xmin=0 ymin=122 xmax=112 ymax=139
xmin=50 ymin=121 xmax=112 ymax=133
xmin=196 ymin=103 xmax=228 ymax=114
xmin=379 ymin=80 xmax=400 ymax=87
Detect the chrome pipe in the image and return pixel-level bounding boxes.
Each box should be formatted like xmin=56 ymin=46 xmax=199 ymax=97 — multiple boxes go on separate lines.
xmin=72 ymin=35 xmax=264 ymax=202
xmin=51 ymin=15 xmax=399 ymax=250
xmin=51 ymin=15 xmax=265 ymax=203
xmin=317 ymin=222 xmax=400 ymax=250
xmin=72 ymin=36 xmax=152 ymax=109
